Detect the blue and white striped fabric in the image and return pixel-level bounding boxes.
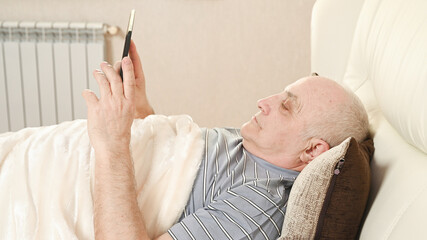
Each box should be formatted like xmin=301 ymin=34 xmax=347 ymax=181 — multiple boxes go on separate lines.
xmin=168 ymin=128 xmax=299 ymax=240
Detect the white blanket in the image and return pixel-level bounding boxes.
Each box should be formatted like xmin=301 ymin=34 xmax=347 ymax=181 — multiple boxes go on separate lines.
xmin=0 ymin=115 xmax=204 ymax=239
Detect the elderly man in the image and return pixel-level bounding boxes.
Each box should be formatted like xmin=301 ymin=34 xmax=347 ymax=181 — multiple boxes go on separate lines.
xmin=82 ymin=42 xmax=369 ymax=240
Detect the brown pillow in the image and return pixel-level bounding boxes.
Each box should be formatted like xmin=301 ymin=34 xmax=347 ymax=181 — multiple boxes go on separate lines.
xmin=279 ymin=137 xmax=374 ymax=239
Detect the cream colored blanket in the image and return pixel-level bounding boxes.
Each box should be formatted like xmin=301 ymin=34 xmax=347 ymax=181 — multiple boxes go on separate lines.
xmin=0 ymin=115 xmax=204 ymax=239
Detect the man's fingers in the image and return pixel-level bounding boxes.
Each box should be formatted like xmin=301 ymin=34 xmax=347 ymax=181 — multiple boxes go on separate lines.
xmin=82 ymin=89 xmax=99 ymax=107
xmin=100 ymin=62 xmax=123 ymax=97
xmin=122 ymin=57 xmax=135 ymax=101
xmin=93 ymin=68 xmax=111 ymax=99
xmin=129 ymin=40 xmax=145 ymax=83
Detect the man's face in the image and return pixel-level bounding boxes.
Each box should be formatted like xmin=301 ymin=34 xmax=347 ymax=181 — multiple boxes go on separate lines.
xmin=241 ymin=78 xmax=311 ymax=163
xmin=241 ymin=76 xmax=346 ymax=169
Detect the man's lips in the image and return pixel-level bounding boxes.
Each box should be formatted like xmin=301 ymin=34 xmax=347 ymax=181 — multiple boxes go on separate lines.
xmin=252 ymin=115 xmax=261 ymax=129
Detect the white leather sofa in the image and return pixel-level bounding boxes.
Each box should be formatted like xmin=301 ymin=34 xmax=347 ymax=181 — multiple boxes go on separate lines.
xmin=311 ymin=0 xmax=427 ymax=239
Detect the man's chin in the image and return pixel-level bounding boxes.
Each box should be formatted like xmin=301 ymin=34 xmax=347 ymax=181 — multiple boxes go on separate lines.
xmin=240 ymin=121 xmax=251 ymax=138
xmin=241 ymin=122 xmax=258 ymax=149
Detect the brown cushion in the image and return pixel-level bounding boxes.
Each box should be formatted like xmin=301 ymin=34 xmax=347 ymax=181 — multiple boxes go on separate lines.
xmin=279 ymin=137 xmax=374 ymax=239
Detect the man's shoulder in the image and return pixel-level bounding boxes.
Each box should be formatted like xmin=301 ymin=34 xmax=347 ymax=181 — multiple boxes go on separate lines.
xmin=202 ymin=127 xmax=243 ymax=152
xmin=202 ymin=127 xmax=241 ymax=138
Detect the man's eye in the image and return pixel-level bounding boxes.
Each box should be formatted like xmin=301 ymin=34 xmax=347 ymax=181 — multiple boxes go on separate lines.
xmin=282 ymin=102 xmax=288 ymax=110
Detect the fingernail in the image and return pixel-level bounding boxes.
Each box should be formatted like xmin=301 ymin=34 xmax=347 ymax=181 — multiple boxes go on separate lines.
xmin=122 ymin=56 xmax=131 ymax=65
xmin=94 ymin=69 xmax=104 ymax=75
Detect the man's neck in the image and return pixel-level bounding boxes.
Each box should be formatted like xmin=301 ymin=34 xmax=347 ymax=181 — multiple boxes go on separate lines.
xmin=242 ymin=145 xmax=305 ymax=172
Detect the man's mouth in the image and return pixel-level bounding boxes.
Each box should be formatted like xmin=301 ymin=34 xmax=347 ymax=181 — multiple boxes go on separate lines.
xmin=252 ymin=116 xmax=261 ymax=129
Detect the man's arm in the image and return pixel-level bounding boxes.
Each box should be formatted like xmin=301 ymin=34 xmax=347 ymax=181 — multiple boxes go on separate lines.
xmin=82 ymin=57 xmax=170 ymax=240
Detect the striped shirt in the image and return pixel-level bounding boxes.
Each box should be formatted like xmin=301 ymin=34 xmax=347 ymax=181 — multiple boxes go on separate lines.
xmin=168 ymin=128 xmax=299 ymax=240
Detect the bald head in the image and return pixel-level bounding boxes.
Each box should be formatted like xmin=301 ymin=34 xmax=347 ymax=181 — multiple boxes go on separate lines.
xmin=288 ymin=76 xmax=350 ymax=110
xmin=295 ymin=76 xmax=369 ymax=147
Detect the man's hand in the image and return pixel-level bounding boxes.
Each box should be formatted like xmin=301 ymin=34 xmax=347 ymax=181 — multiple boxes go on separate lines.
xmin=83 ymin=58 xmax=135 ymax=152
xmin=113 ymin=40 xmax=154 ymax=119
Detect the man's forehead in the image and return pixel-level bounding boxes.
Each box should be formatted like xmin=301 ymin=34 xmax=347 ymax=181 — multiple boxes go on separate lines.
xmin=283 ymin=80 xmax=300 ymax=95
xmin=283 ymin=88 xmax=298 ymax=100
xmin=285 ymin=90 xmax=296 ymax=98
xmin=284 ymin=77 xmax=313 ymax=99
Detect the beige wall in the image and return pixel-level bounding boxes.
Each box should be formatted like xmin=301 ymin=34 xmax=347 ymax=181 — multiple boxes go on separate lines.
xmin=1 ymin=0 xmax=316 ymax=128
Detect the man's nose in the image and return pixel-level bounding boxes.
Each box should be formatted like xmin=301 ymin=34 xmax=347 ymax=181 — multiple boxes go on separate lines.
xmin=257 ymin=97 xmax=272 ymax=115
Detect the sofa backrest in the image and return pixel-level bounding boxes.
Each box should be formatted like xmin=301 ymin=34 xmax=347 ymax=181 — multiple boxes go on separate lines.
xmin=311 ymin=0 xmax=427 ymax=239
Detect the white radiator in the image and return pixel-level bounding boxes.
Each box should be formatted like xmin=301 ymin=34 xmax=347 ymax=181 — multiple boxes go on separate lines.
xmin=0 ymin=21 xmax=106 ymax=133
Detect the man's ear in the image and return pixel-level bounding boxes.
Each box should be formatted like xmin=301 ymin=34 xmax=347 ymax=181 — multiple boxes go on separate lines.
xmin=300 ymin=138 xmax=330 ymax=164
